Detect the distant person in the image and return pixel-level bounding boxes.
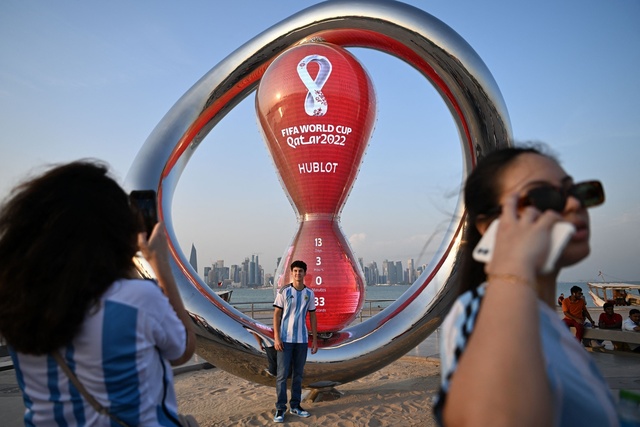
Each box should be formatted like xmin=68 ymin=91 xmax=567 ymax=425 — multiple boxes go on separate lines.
xmin=0 ymin=161 xmax=195 ymax=426
xmin=557 ymin=293 xmax=565 ymax=306
xmin=433 ymin=146 xmax=617 ymax=425
xmin=562 ymin=285 xmax=597 ymax=344
xmin=596 ymin=302 xmax=623 ymax=349
xmin=613 ymin=288 xmax=629 ymax=306
xmin=622 ymin=309 xmax=640 ymax=352
xmin=272 ymin=260 xmax=318 ymax=423
xmin=599 ymin=302 xmax=623 ymax=330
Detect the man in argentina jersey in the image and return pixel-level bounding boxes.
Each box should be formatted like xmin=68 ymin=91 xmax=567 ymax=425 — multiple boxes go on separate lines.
xmin=272 ymin=260 xmax=318 ymax=423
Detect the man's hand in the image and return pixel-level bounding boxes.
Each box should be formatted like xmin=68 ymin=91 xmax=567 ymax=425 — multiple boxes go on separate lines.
xmin=309 ymin=311 xmax=318 ymax=354
xmin=273 ymin=307 xmax=283 ymax=351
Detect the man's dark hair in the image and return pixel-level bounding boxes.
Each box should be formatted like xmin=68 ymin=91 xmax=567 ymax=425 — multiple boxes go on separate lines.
xmin=570 ymin=286 xmax=583 ymax=294
xmin=290 ymin=260 xmax=307 ymax=272
xmin=629 ymin=309 xmax=640 ymax=316
xmin=603 ymin=302 xmax=614 ymax=309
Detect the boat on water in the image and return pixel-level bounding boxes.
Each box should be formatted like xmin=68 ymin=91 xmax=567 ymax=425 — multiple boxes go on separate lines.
xmin=587 ymin=282 xmax=640 ymax=307
xmin=215 ymin=289 xmax=233 ymax=302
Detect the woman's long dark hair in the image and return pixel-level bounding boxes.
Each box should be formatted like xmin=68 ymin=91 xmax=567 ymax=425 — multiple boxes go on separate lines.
xmin=0 ymin=161 xmax=139 ymax=354
xmin=457 ymin=146 xmax=551 ymax=295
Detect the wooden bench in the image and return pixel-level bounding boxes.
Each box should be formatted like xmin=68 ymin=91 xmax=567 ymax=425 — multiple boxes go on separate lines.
xmin=583 ymin=329 xmax=640 ymax=345
xmin=0 ymin=344 xmax=12 ymax=372
xmin=575 ymin=328 xmax=640 ymax=352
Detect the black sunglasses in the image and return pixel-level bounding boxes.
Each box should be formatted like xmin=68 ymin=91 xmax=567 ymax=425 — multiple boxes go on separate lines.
xmin=487 ymin=180 xmax=605 ymax=215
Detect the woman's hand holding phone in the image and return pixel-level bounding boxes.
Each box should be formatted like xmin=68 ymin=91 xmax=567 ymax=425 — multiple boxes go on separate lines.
xmin=129 ymin=190 xmax=158 ymax=238
xmin=137 ymin=222 xmax=167 ymax=265
xmin=474 ymin=195 xmax=575 ymax=278
xmin=473 ymin=219 xmax=575 ymax=274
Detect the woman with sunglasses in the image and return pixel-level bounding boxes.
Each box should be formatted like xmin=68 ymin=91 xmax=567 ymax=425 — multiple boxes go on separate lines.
xmin=433 ymin=146 xmax=617 ymax=426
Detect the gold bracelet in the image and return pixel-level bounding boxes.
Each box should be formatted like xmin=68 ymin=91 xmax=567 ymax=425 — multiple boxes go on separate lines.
xmin=487 ymin=273 xmax=533 ymax=288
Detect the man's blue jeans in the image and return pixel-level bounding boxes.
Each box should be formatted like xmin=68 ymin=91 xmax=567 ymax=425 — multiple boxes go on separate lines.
xmin=276 ymin=342 xmax=308 ymax=410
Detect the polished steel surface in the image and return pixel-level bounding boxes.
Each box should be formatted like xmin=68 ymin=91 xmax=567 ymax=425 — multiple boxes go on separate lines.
xmin=125 ymin=0 xmax=512 ymax=387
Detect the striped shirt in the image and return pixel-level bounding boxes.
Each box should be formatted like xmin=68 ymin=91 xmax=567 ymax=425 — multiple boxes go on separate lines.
xmin=433 ymin=283 xmax=619 ymax=426
xmin=10 ymin=279 xmax=186 ymax=426
xmin=273 ymin=284 xmax=316 ymax=343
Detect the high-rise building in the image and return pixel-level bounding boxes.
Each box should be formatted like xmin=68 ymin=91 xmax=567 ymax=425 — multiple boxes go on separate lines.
xmin=383 ymin=260 xmax=394 ymax=284
xmin=229 ymin=264 xmax=239 ymax=284
xmin=204 ymin=266 xmax=212 ymax=286
xmin=189 ymin=243 xmax=198 ymax=275
xmin=407 ymin=258 xmax=415 ymax=284
xmin=254 ymin=255 xmax=260 ymax=285
xmin=241 ymin=258 xmax=250 ymax=287
xmin=240 ymin=269 xmax=248 ymax=288
xmin=364 ymin=261 xmax=378 ymax=285
xmin=395 ymin=261 xmax=403 ymax=284
xmin=250 ymin=255 xmax=257 ymax=287
xmin=259 ymin=265 xmax=265 ymax=287
xmin=373 ymin=262 xmax=379 ymax=285
xmin=381 ymin=260 xmax=405 ymax=284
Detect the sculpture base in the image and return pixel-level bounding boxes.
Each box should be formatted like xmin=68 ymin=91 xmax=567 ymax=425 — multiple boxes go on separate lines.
xmin=303 ymin=387 xmax=344 ymax=402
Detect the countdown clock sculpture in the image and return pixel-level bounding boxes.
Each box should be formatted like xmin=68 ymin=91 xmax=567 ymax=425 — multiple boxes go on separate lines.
xmin=125 ymin=0 xmax=511 ymax=387
xmin=257 ymin=42 xmax=376 ymax=333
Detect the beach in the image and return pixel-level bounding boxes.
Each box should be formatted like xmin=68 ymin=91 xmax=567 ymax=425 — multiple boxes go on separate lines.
xmin=2 ymin=303 xmax=638 ymax=426
xmin=2 ymin=323 xmax=639 ymax=426
xmin=174 ymin=356 xmax=440 ymax=426
xmin=171 ymin=304 xmax=638 ymax=426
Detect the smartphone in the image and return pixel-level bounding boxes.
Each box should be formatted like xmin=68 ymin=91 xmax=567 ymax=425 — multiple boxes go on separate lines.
xmin=472 ymin=219 xmax=576 ymax=274
xmin=129 ymin=190 xmax=158 ymax=236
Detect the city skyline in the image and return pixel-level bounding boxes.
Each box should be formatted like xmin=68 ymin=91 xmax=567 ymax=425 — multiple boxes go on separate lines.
xmin=192 ymin=243 xmax=420 ymax=288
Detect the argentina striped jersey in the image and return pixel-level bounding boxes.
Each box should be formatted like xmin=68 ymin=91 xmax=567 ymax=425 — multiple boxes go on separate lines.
xmin=273 ymin=284 xmax=316 ymax=344
xmin=10 ymin=279 xmax=186 ymax=426
xmin=434 ymin=282 xmax=618 ymax=426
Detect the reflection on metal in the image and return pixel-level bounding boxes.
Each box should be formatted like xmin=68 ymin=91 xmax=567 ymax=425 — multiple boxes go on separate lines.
xmin=125 ymin=0 xmax=511 ymax=387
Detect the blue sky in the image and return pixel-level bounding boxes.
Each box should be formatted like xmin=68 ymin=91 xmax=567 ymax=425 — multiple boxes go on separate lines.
xmin=1 ymin=1 xmax=638 ymax=282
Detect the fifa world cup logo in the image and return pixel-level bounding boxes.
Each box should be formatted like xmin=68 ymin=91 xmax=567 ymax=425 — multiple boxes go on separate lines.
xmin=256 ymin=42 xmax=376 ymax=333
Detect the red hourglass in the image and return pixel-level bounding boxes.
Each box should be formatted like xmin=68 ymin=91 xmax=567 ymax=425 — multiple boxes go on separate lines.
xmin=256 ymin=41 xmax=376 ymax=333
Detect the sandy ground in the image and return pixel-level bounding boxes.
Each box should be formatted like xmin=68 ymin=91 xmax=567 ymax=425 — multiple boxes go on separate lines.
xmin=174 ymin=357 xmax=440 ymax=426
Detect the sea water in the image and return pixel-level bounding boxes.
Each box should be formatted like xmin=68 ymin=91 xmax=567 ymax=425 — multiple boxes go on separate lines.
xmin=228 ymin=283 xmax=601 ymax=307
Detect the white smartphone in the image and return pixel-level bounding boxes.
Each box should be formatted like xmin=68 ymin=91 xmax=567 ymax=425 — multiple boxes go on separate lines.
xmin=472 ymin=219 xmax=576 ymax=274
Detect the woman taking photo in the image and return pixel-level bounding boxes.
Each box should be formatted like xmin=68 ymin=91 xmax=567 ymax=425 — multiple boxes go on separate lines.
xmin=0 ymin=161 xmax=195 ymax=426
xmin=434 ymin=146 xmax=618 ymax=426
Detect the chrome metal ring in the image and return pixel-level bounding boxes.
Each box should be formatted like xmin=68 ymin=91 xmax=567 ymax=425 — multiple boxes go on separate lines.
xmin=125 ymin=0 xmax=511 ymax=387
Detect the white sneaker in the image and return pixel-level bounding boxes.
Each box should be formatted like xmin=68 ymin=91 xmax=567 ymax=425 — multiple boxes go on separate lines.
xmin=591 ymin=340 xmax=605 ymax=348
xmin=273 ymin=409 xmax=285 ymax=423
xmin=290 ymin=407 xmax=311 ymax=418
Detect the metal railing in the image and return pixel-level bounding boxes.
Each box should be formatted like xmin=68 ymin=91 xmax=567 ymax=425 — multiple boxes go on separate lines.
xmin=232 ymin=298 xmax=396 ymax=327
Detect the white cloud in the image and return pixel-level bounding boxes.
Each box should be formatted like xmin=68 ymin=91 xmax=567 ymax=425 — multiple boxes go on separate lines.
xmin=349 ymin=232 xmax=367 ymax=247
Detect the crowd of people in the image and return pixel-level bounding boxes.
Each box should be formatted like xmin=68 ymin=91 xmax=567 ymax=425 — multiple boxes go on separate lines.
xmin=557 ymin=286 xmax=640 ymax=353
